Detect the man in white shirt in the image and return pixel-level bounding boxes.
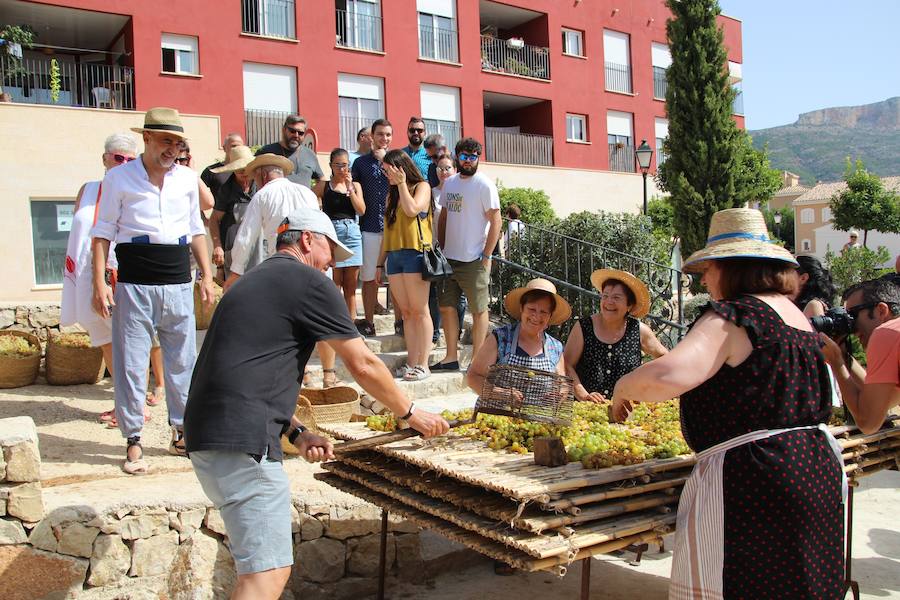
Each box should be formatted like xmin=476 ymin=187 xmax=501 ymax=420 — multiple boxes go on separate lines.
xmin=91 ymin=107 xmax=215 ymax=474
xmin=432 ymin=137 xmax=502 ymax=371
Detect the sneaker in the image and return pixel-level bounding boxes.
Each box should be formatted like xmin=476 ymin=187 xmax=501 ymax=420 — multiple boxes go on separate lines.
xmin=169 ymin=428 xmax=187 ymax=457
xmin=403 ymin=365 xmax=430 ymax=382
xmin=394 ymin=364 xmax=413 ymax=379
xmin=355 ymin=319 xmax=376 ymax=337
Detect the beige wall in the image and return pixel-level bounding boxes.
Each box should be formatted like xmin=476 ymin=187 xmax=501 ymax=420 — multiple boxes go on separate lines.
xmin=0 ymin=103 xmax=221 ymax=302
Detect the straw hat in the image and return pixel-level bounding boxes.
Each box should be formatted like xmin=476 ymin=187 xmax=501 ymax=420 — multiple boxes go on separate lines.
xmin=504 ymin=278 xmax=572 ymax=326
xmin=210 ymin=145 xmax=256 ymax=173
xmin=683 ymin=208 xmax=797 ymax=273
xmin=243 ymin=153 xmax=295 ymax=177
xmin=130 ymin=107 xmax=187 ymax=139
xmin=590 ymin=269 xmax=651 ymax=319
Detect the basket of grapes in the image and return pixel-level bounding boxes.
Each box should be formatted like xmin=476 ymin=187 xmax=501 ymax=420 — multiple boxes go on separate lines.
xmin=0 ymin=330 xmax=42 ymax=389
xmin=46 ymin=332 xmax=105 ymax=385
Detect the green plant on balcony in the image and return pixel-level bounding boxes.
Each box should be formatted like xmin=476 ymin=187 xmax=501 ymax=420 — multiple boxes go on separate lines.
xmin=0 ymin=24 xmax=35 ymax=77
xmin=504 ymin=57 xmax=531 ymax=76
xmin=49 ymin=58 xmax=60 ymax=103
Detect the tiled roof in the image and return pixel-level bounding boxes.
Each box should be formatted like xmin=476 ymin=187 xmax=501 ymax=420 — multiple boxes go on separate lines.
xmin=774 ymin=184 xmax=809 ymax=197
xmin=793 ymin=176 xmax=900 ymax=205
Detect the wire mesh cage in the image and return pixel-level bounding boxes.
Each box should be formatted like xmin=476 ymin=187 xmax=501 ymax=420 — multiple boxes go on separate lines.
xmin=478 ymin=364 xmax=574 ymax=426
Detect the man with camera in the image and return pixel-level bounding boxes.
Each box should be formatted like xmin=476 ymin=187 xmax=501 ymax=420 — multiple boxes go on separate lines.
xmin=820 ymin=276 xmax=900 ymax=433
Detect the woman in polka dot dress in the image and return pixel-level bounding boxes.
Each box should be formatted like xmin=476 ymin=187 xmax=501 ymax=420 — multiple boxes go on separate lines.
xmin=611 ymin=209 xmax=845 ymax=600
xmin=564 ymin=269 xmax=668 ymax=402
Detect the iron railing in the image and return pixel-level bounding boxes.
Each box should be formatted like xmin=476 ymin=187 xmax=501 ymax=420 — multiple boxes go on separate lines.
xmin=733 ymin=90 xmax=744 ymax=115
xmin=485 ymin=128 xmax=553 ymax=166
xmin=244 ymin=108 xmax=291 ymax=147
xmin=608 ymin=143 xmax=635 ymax=172
xmin=338 ymin=114 xmax=374 ymax=151
xmin=242 ymin=0 xmax=296 ymax=38
xmin=336 ymin=9 xmax=383 ymax=52
xmin=480 ymin=36 xmax=550 ymax=80
xmin=653 ymin=66 xmax=667 ymax=100
xmin=604 ymin=61 xmax=632 ymax=94
xmin=492 ymin=219 xmax=686 ymax=347
xmin=422 ymin=119 xmax=461 ymax=153
xmin=419 ymin=23 xmax=459 ymax=62
xmin=0 ymin=55 xmax=134 ymax=109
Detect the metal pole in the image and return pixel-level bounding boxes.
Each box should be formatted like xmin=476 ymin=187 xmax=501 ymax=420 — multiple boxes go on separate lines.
xmin=642 ymin=170 xmax=649 ymax=216
xmin=580 ymin=557 xmax=591 ymax=600
xmin=377 ymin=510 xmax=389 ymax=600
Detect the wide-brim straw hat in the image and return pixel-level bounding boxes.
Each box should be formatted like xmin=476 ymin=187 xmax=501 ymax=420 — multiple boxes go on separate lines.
xmin=130 ymin=107 xmax=187 ymax=139
xmin=504 ymin=278 xmax=572 ymax=326
xmin=683 ymin=207 xmax=798 ymax=273
xmin=210 ymin=145 xmax=255 ymax=173
xmin=243 ymin=153 xmax=295 ymax=177
xmin=590 ymin=269 xmax=651 ymax=319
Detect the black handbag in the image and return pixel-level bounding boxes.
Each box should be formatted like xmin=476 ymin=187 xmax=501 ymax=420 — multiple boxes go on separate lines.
xmin=416 ymin=213 xmax=453 ymax=281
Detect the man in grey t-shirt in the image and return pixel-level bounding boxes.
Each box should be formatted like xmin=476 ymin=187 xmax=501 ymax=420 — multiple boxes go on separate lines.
xmin=256 ymin=114 xmax=324 ymax=189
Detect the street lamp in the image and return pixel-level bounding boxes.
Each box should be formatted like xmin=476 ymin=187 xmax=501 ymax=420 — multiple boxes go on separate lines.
xmin=773 ymin=211 xmax=783 ymax=241
xmin=635 ymin=140 xmax=653 ymax=215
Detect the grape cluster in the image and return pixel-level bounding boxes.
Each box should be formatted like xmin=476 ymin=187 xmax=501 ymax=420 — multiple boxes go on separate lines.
xmin=365 ymin=414 xmax=398 ymax=432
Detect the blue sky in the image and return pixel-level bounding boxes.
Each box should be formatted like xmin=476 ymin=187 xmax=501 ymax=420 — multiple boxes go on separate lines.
xmin=718 ymin=0 xmax=900 ymax=131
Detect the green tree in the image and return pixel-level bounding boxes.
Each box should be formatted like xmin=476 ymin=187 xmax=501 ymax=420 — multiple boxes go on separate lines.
xmin=830 ymin=158 xmax=900 ymax=247
xmin=760 ymin=206 xmax=794 ymax=251
xmin=496 ymin=183 xmax=558 ymax=226
xmin=824 ymin=245 xmax=892 ymax=297
xmin=647 ymin=196 xmax=676 ymax=242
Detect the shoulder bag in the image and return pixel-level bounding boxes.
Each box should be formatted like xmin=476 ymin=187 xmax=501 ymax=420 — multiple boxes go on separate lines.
xmin=416 ymin=211 xmax=453 ymax=281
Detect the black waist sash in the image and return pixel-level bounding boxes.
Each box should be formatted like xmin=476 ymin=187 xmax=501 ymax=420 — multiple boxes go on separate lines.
xmin=115 ymin=243 xmax=191 ymax=284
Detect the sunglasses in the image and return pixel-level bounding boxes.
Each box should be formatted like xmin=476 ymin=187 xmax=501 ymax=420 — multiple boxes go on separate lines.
xmin=437 ymin=165 xmax=454 ymax=172
xmin=458 ymin=152 xmax=480 ymax=162
xmin=175 ymin=156 xmax=191 ymax=165
xmin=331 ymin=162 xmax=350 ymax=169
xmin=408 ymin=127 xmax=425 ymax=133
xmin=846 ymin=302 xmax=895 ymax=320
xmin=110 ymin=153 xmax=135 ymax=164
xmin=285 ymin=126 xmax=307 ymax=136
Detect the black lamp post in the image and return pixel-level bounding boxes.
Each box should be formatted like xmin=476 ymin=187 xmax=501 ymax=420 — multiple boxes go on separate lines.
xmin=773 ymin=211 xmax=783 ymax=241
xmin=635 ymin=139 xmax=654 ymax=215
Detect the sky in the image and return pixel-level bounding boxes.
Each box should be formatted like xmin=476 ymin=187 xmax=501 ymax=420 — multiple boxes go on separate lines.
xmin=717 ymin=0 xmax=900 ymax=131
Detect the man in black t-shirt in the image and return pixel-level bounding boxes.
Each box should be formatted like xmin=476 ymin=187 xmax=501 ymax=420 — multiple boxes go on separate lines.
xmin=185 ymin=209 xmax=448 ymax=596
xmin=201 ymin=132 xmax=244 ymax=198
xmin=255 ymin=114 xmax=324 ymax=189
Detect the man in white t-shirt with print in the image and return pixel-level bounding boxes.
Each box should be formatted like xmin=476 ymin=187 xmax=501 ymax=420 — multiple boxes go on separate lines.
xmin=432 ymin=137 xmax=502 ymax=371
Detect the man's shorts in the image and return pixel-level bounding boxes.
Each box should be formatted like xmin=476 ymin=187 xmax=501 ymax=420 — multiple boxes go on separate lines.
xmin=360 ymin=231 xmax=384 ymax=282
xmin=439 ymin=258 xmax=490 ymax=313
xmin=386 ymin=249 xmax=424 ymax=275
xmin=190 ymin=450 xmax=293 ymax=575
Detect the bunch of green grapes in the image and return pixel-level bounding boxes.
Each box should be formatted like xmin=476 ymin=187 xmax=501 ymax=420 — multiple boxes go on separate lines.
xmin=365 ymin=414 xmax=398 ymax=432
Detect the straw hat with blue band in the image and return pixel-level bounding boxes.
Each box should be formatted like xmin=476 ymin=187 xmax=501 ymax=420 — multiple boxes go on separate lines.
xmin=682 ymin=208 xmax=798 ymax=273
xmin=130 ymin=107 xmax=188 ymax=139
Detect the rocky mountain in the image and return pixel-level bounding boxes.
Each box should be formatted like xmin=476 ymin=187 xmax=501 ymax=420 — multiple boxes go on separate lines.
xmin=749 ymin=97 xmax=900 ymax=185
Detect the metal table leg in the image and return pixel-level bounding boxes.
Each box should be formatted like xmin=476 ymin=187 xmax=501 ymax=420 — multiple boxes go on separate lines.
xmin=580 ymin=557 xmax=591 ymax=600
xmin=842 ymin=486 xmax=860 ymax=600
xmin=378 ymin=510 xmax=389 ymax=600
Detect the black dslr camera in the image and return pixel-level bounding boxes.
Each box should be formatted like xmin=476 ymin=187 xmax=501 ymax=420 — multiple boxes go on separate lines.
xmin=810 ymin=307 xmax=856 ymax=338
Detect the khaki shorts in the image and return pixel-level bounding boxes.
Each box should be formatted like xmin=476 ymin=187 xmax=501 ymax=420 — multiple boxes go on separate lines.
xmin=439 ymin=259 xmax=490 ymax=313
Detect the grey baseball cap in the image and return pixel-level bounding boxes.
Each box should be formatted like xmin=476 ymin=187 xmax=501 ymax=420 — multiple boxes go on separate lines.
xmin=277 ymin=209 xmax=354 ymax=263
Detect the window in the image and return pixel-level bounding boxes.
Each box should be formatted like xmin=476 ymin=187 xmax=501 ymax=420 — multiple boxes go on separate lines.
xmin=418 ymin=0 xmax=457 ymax=62
xmin=603 ymin=30 xmax=631 ymax=93
xmin=822 ymin=207 xmax=832 ymax=222
xmin=801 ymin=239 xmax=812 ymax=252
xmin=607 ymin=110 xmax=633 ymax=172
xmin=800 ymin=208 xmax=815 ymax=224
xmin=562 ymin=28 xmax=584 ymax=57
xmin=242 ymin=0 xmax=296 ymax=39
xmin=242 ymin=63 xmax=297 ymax=146
xmin=420 ymin=84 xmax=461 ymax=150
xmin=161 ymin=34 xmax=198 ymax=75
xmin=566 ymin=114 xmax=587 ymax=142
xmin=336 ymin=0 xmax=383 ymax=52
xmin=31 ymin=200 xmax=74 ymax=285
xmin=655 ymin=117 xmax=668 ymax=166
xmin=651 ymin=42 xmax=671 ymax=100
xmin=338 ymin=73 xmax=384 ymax=150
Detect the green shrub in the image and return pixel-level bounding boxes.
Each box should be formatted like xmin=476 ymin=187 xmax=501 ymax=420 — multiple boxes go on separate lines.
xmin=497 ymin=183 xmax=558 ymax=226
xmin=824 ymin=245 xmax=892 ymax=297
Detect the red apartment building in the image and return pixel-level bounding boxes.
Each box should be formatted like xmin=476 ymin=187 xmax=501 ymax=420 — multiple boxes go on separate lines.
xmin=1 ymin=0 xmax=743 ymax=173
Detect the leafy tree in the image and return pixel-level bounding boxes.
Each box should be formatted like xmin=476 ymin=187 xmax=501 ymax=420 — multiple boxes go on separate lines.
xmin=760 ymin=206 xmax=794 ymax=251
xmin=647 ymin=196 xmax=677 ymax=242
xmin=824 ymin=245 xmax=892 ymax=297
xmin=830 ymin=158 xmax=900 ymax=247
xmin=496 ymin=183 xmax=558 ymax=226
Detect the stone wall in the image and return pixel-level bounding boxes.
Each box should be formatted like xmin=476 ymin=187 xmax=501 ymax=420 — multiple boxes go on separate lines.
xmin=0 ymin=302 xmax=70 ymax=346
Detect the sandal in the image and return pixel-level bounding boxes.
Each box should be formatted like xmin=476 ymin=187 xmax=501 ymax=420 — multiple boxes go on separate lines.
xmin=106 ymin=408 xmax=151 ymax=429
xmin=169 ymin=428 xmax=187 ymax=457
xmin=403 ymin=365 xmax=430 ymax=382
xmin=123 ymin=437 xmax=149 ymax=475
xmin=145 ymin=386 xmax=165 ymax=407
xmin=99 ymin=410 xmax=115 ymax=423
xmin=394 ymin=364 xmax=413 ymax=379
xmin=323 ymin=369 xmax=343 ymax=388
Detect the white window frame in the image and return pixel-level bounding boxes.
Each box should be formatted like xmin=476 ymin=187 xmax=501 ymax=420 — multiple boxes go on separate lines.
xmin=822 ymin=207 xmax=832 ymax=222
xmin=418 ymin=11 xmax=458 ymax=62
xmin=565 ymin=113 xmax=587 ymax=142
xmin=161 ymin=33 xmax=199 ymax=75
xmin=801 ymin=239 xmax=812 ymax=251
xmin=562 ymin=28 xmax=584 ymax=57
xmin=30 ymin=198 xmax=75 ymax=287
xmin=800 ymin=208 xmax=815 ymax=224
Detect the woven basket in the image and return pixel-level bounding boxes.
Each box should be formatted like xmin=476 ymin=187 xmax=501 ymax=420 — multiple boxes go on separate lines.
xmin=282 ymin=395 xmax=319 ymax=456
xmin=0 ymin=330 xmax=41 ymax=389
xmin=304 ymin=386 xmax=361 ymax=423
xmin=46 ymin=332 xmax=105 ymax=386
xmin=194 ymin=280 xmax=223 ymax=330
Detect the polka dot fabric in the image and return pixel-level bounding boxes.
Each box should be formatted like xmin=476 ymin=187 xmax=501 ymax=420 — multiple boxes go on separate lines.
xmin=574 ymin=316 xmax=642 ymax=397
xmin=681 ymin=296 xmax=844 ymax=598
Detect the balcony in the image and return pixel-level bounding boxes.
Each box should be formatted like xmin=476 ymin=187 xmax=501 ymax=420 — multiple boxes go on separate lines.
xmin=483 ymin=91 xmax=553 ymax=166
xmin=608 ymin=142 xmax=635 ymax=173
xmin=242 ymin=0 xmax=296 ymax=39
xmin=604 ymin=61 xmax=632 ymax=94
xmin=480 ymin=36 xmax=550 ymax=81
xmin=1 ymin=55 xmax=134 ymax=110
xmin=653 ymin=66 xmax=667 ymax=100
xmin=245 ymin=108 xmax=291 ymax=147
xmin=485 ymin=128 xmax=552 ymax=166
xmin=336 ymin=9 xmax=383 ymax=52
xmin=419 ymin=23 xmax=459 ymax=63
xmin=479 ymin=1 xmax=550 ymax=81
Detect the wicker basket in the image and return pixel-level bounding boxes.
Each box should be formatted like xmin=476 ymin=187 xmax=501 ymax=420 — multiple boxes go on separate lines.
xmin=194 ymin=280 xmax=223 ymax=330
xmin=0 ymin=330 xmax=41 ymax=389
xmin=281 ymin=386 xmax=360 ymax=457
xmin=45 ymin=332 xmax=105 ymax=385
xmin=282 ymin=395 xmax=318 ymax=456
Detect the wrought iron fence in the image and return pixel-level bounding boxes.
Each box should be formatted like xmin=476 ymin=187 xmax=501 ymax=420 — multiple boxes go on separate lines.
xmin=0 ymin=55 xmax=134 ymax=109
xmin=491 ymin=220 xmax=686 ymax=347
xmin=604 ymin=61 xmax=632 ymax=94
xmin=480 ymin=36 xmax=550 ymax=80
xmin=419 ymin=23 xmax=458 ymax=62
xmin=608 ymin=143 xmax=635 ymax=172
xmin=485 ymin=128 xmax=553 ymax=166
xmin=336 ymin=9 xmax=383 ymax=51
xmin=653 ymin=66 xmax=667 ymax=99
xmin=241 ymin=0 xmax=296 ymax=38
xmin=244 ymin=108 xmax=291 ymax=147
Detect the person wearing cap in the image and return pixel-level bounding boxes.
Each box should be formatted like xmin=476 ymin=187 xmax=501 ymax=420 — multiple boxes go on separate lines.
xmin=842 ymin=230 xmax=862 ymax=253
xmin=184 ymin=209 xmax=449 ymax=598
xmin=91 ymin=107 xmax=215 ymax=475
xmin=610 ymin=208 xmax=844 ymax=599
xmin=563 ymin=269 xmax=668 ymax=403
xmin=207 ymin=145 xmax=257 ymax=277
xmin=255 ymin=114 xmax=324 ymax=189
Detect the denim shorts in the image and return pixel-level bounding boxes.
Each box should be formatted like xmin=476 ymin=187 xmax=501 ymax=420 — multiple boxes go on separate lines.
xmin=190 ymin=450 xmax=293 ymax=575
xmin=332 ymin=218 xmax=363 ymax=268
xmin=386 ymin=249 xmax=425 ymax=275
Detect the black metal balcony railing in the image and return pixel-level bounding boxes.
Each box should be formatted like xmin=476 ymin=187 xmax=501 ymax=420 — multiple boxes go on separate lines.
xmin=653 ymin=66 xmax=667 ymax=100
xmin=733 ymin=90 xmax=744 ymax=115
xmin=608 ymin=143 xmax=635 ymax=172
xmin=0 ymin=55 xmax=134 ymax=110
xmin=480 ymin=36 xmax=550 ymax=81
xmin=485 ymin=128 xmax=553 ymax=166
xmin=242 ymin=0 xmax=296 ymax=38
xmin=604 ymin=61 xmax=632 ymax=94
xmin=336 ymin=9 xmax=383 ymax=52
xmin=244 ymin=108 xmax=292 ymax=147
xmin=419 ymin=24 xmax=459 ymax=63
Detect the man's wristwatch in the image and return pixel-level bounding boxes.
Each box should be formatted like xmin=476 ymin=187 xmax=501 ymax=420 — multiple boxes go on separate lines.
xmin=287 ymin=424 xmax=308 ymax=444
xmin=480 ymin=253 xmax=491 ymax=261
xmin=400 ymin=402 xmax=416 ymax=421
